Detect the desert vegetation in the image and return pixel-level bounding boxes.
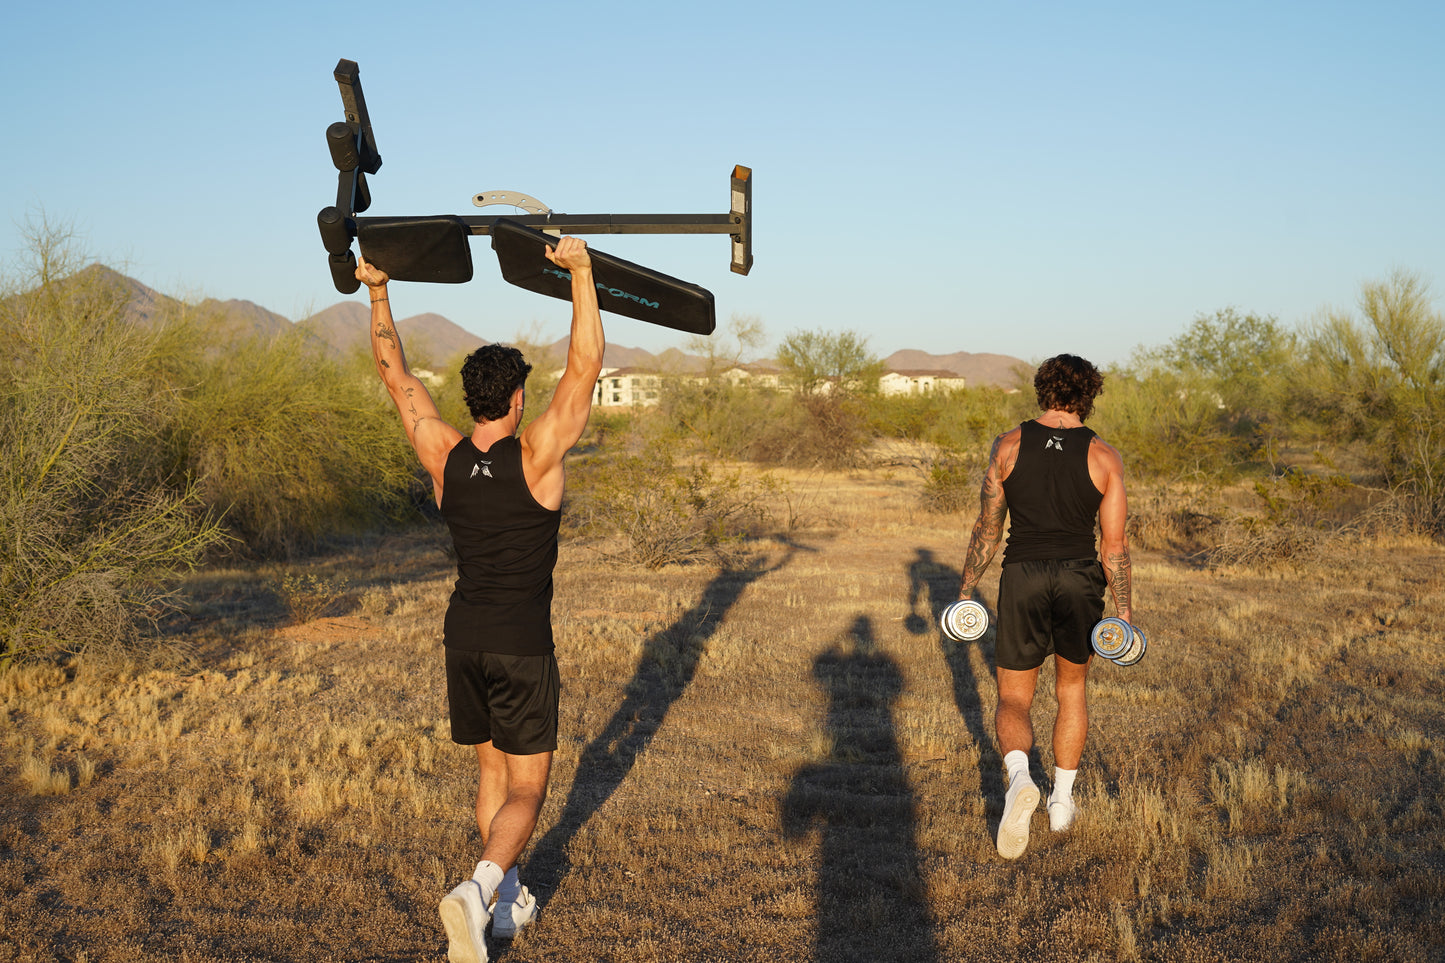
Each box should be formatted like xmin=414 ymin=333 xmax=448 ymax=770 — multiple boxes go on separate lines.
xmin=1 ymin=239 xmax=1442 ymax=960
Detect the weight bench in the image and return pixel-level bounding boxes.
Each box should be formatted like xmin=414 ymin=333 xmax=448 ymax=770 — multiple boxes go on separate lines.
xmin=316 ymin=59 xmax=750 ymax=337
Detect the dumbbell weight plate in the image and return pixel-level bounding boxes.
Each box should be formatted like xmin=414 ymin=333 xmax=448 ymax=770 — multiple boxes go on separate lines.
xmin=1090 ymin=617 xmax=1132 ymax=660
xmin=940 ymin=599 xmax=989 ymax=642
xmin=1112 ymin=625 xmax=1148 ymax=666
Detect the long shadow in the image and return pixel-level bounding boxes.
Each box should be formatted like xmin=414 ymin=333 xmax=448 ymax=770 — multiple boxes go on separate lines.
xmin=782 ymin=616 xmax=940 ymax=963
xmin=904 ymin=548 xmax=1007 ymax=826
xmin=523 ymin=539 xmax=804 ymax=909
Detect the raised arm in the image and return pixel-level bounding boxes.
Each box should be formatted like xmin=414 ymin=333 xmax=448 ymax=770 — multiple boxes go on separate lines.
xmin=1092 ymin=438 xmax=1133 ymax=623
xmin=958 ymin=430 xmax=1017 ymax=600
xmin=519 ymin=237 xmax=604 ymax=510
xmin=356 ymin=256 xmax=461 ymax=501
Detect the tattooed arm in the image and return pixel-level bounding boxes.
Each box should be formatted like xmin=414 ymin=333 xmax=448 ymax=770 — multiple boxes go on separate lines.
xmin=356 ymin=256 xmax=461 ymax=504
xmin=1092 ymin=437 xmax=1133 ymax=622
xmin=958 ymin=429 xmax=1019 ymax=600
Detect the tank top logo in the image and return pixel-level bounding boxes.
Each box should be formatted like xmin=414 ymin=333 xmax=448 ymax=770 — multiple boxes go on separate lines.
xmin=1045 ymin=435 xmax=1065 ymax=451
xmin=471 ymin=460 xmax=493 ymax=479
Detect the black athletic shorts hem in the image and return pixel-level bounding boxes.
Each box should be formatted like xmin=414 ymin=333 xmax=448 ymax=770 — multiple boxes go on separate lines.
xmin=445 ymin=649 xmax=560 ymax=754
xmin=995 ymin=557 xmax=1106 ymax=671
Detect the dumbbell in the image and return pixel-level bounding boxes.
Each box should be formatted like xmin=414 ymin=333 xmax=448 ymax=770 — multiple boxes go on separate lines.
xmin=1090 ymin=617 xmax=1148 ymax=666
xmin=940 ymin=599 xmax=989 ymax=642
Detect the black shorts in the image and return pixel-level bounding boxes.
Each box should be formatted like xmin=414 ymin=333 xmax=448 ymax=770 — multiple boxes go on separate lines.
xmin=444 ymin=649 xmax=560 ymax=754
xmin=995 ymin=558 xmax=1106 ymax=670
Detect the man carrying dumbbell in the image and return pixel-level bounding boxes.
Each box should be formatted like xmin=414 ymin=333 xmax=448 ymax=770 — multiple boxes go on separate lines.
xmin=954 ymin=354 xmax=1132 ymax=859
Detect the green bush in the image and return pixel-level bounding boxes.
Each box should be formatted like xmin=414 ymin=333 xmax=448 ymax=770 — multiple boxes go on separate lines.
xmin=1090 ymin=367 xmax=1249 ymax=483
xmin=275 ymin=570 xmax=352 ymax=624
xmin=659 ymin=377 xmax=773 ymax=456
xmin=919 ymin=450 xmax=988 ymax=514
xmin=567 ymin=440 xmax=777 ymax=568
xmin=867 ymin=386 xmax=1034 ymax=451
xmin=1289 ymin=271 xmax=1445 ymax=532
xmin=169 ymin=338 xmax=421 ymax=556
xmin=753 ymin=393 xmax=874 ymax=469
xmin=0 ymin=229 xmax=227 ymax=665
xmin=1096 ymin=310 xmax=1296 ymax=483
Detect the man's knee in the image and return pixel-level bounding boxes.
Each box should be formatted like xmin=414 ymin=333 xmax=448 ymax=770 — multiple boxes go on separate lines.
xmin=510 ymin=781 xmax=548 ymax=810
xmin=997 ymin=667 xmax=1040 ymax=707
xmin=1054 ymin=657 xmax=1090 ymax=692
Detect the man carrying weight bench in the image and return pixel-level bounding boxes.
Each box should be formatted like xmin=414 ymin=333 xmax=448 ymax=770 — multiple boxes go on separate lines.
xmin=357 ymin=235 xmax=603 ymax=962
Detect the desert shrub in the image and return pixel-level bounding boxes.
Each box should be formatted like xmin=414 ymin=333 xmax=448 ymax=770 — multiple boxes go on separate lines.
xmin=579 ymin=407 xmax=644 ymax=454
xmin=1205 ymin=515 xmax=1334 ymax=568
xmin=775 ymin=328 xmax=883 ymax=396
xmin=752 ymin=393 xmax=873 ymax=469
xmin=275 ymin=570 xmax=352 ymax=624
xmin=169 ymin=334 xmax=419 ymax=556
xmin=1200 ymin=467 xmax=1367 ymax=568
xmin=867 ymin=385 xmax=1034 ymax=452
xmin=1125 ymin=484 xmax=1222 ymax=555
xmin=1288 ymin=270 xmax=1445 ymax=532
xmin=663 ymin=375 xmax=873 ymax=470
xmin=1090 ymin=367 xmax=1249 ymax=482
xmin=567 ymin=441 xmax=777 ymax=568
xmin=659 ymin=376 xmax=781 ymax=456
xmin=1147 ymin=307 xmax=1293 ymax=434
xmin=0 ymin=227 xmax=228 ymax=665
xmin=1097 ymin=310 xmax=1295 ymax=483
xmin=919 ymin=450 xmax=987 ymax=514
xmin=1250 ymin=466 xmax=1358 ymax=530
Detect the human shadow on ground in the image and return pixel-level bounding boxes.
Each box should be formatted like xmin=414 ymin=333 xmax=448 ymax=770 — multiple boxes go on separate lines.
xmin=523 ymin=539 xmax=806 ymax=911
xmin=781 ymin=616 xmax=940 ymax=963
xmin=904 ymin=548 xmax=1008 ymax=830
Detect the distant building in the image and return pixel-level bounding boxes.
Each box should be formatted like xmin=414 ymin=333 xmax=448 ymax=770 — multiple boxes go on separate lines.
xmin=878 ymin=369 xmax=966 ymax=395
xmin=596 ymin=367 xmax=663 ymax=407
xmin=718 ymin=363 xmax=786 ymax=390
xmin=581 ymin=360 xmax=954 ymax=406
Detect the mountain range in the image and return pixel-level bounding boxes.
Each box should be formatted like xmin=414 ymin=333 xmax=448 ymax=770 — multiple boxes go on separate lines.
xmin=63 ymin=265 xmax=1029 ymax=387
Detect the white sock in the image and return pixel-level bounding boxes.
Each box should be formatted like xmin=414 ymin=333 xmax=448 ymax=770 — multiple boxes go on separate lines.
xmin=471 ymin=860 xmax=504 ymax=905
xmin=1051 ymin=767 xmax=1077 ymax=804
xmin=1004 ymin=750 xmax=1031 ymax=788
xmin=497 ymin=865 xmax=521 ymax=904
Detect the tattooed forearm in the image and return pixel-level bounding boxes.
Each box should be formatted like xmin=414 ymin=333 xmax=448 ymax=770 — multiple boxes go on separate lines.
xmin=1104 ymin=549 xmax=1132 ymax=615
xmin=958 ymin=456 xmax=1008 ymax=597
xmin=374 ymin=324 xmax=397 ymax=347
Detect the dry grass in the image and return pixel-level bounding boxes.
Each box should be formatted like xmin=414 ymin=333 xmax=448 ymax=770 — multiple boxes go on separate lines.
xmin=1 ymin=471 xmax=1442 ymax=962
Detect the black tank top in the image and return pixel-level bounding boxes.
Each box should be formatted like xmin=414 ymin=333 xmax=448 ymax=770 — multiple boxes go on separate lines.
xmin=1001 ymin=420 xmax=1104 ymax=564
xmin=440 ymin=435 xmax=561 ymax=655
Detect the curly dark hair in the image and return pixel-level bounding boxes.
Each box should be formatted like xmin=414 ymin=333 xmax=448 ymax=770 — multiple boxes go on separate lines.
xmin=460 ymin=344 xmax=533 ymax=422
xmin=1033 ymin=354 xmax=1104 ymax=421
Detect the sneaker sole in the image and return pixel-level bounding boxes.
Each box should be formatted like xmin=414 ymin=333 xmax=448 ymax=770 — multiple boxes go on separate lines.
xmin=438 ymin=894 xmax=488 ymax=963
xmin=997 ymin=784 xmax=1040 ymax=859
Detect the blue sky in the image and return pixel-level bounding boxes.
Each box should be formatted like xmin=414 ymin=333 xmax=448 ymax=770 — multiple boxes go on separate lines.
xmin=4 ymin=1 xmax=1441 ymax=365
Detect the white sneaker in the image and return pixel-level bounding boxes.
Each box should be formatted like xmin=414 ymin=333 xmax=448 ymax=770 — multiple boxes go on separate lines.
xmin=438 ymin=879 xmax=490 ymax=963
xmin=996 ymin=778 xmax=1040 ymax=859
xmin=491 ymin=884 xmax=538 ymax=939
xmin=1048 ymin=796 xmax=1078 ymax=832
